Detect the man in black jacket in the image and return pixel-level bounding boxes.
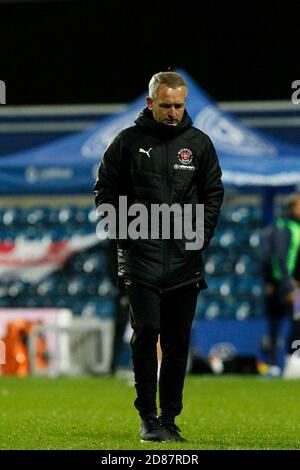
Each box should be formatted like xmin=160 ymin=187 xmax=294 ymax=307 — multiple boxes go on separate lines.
xmin=94 ymin=71 xmax=224 ymax=442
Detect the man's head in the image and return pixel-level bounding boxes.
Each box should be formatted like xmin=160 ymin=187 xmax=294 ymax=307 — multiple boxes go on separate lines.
xmin=287 ymin=193 xmax=300 ymax=221
xmin=146 ymin=72 xmax=188 ymax=126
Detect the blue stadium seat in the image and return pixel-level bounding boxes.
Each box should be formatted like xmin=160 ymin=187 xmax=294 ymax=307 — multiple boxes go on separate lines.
xmin=98 ymin=299 xmax=116 ymax=319
xmin=80 ymin=298 xmax=116 ymax=319
xmin=97 ymin=277 xmax=118 ymax=298
xmin=67 ymin=276 xmax=86 ymax=296
xmin=36 ymin=278 xmax=58 ymax=297
xmin=248 ymin=229 xmax=261 ymax=249
xmin=218 ymin=229 xmax=238 ymax=249
xmin=251 ymin=299 xmax=265 ymax=317
xmin=7 ymin=281 xmax=26 ymax=299
xmin=235 ymin=301 xmax=252 ymax=320
xmin=82 ymin=252 xmax=107 ymax=274
xmin=219 ymin=295 xmax=238 ymax=319
xmin=80 ymin=299 xmax=101 ymax=317
xmin=48 ymin=228 xmax=66 ymax=242
xmin=204 ymin=253 xmax=233 ymax=276
xmin=74 ymin=207 xmax=90 ymax=225
xmin=69 ymin=251 xmax=107 ymax=274
xmin=25 ymin=207 xmax=50 ymax=226
xmin=225 ymin=205 xmax=262 ymax=225
xmin=234 ymin=255 xmax=259 ymax=276
xmin=0 ymin=284 xmax=9 ymax=299
xmin=209 ymin=277 xmax=235 ymax=297
xmin=205 ymin=301 xmax=223 ymax=320
xmin=52 ymin=276 xmax=68 ymax=296
xmin=236 ymin=277 xmax=263 ymax=298
xmin=87 ymin=207 xmax=99 ymax=225
xmin=2 ymin=207 xmax=20 ymax=227
xmin=48 ymin=206 xmax=76 ymax=226
xmin=0 ymin=228 xmax=21 ymax=242
xmin=24 ymin=297 xmax=41 ymax=308
xmin=56 ymin=296 xmax=73 ymax=309
xmin=19 ymin=227 xmax=48 ymax=240
xmin=83 ymin=277 xmax=100 ymax=296
xmin=69 ymin=252 xmax=89 ymax=273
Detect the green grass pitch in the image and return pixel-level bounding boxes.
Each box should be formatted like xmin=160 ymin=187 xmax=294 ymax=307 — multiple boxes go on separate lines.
xmin=0 ymin=375 xmax=300 ymax=450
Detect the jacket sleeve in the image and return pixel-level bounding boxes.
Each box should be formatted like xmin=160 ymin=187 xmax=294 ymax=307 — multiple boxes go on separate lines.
xmin=94 ymin=133 xmax=123 ymax=210
xmin=197 ymin=135 xmax=224 ymax=250
xmin=94 ymin=133 xmax=130 ymax=246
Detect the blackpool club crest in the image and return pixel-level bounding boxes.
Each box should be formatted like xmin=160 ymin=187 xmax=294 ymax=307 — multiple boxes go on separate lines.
xmin=177 ymin=148 xmax=193 ymax=165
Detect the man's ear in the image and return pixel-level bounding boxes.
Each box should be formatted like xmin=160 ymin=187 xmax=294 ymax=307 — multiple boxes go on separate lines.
xmin=146 ymin=96 xmax=153 ymax=110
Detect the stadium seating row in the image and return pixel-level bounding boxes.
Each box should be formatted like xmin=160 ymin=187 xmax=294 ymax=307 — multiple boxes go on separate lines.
xmin=0 ymin=202 xmax=266 ymax=319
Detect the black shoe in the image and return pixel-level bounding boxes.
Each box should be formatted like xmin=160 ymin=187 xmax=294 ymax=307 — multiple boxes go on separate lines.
xmin=159 ymin=420 xmax=187 ymax=442
xmin=140 ymin=417 xmax=166 ymax=442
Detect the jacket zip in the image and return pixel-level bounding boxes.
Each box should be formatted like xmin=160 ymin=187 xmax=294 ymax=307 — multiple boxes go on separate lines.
xmin=162 ymin=142 xmax=169 ymax=285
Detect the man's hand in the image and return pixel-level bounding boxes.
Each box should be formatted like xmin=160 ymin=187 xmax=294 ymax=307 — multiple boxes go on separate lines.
xmin=286 ymin=290 xmax=296 ymax=306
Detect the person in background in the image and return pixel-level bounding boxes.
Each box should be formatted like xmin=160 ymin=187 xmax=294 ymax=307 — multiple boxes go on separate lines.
xmin=262 ymin=193 xmax=300 ymax=374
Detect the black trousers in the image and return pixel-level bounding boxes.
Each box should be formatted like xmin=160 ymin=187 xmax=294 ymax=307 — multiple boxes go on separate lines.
xmin=125 ymin=280 xmax=199 ymax=420
xmin=110 ymin=292 xmax=129 ymax=374
xmin=266 ymin=292 xmax=300 ymax=366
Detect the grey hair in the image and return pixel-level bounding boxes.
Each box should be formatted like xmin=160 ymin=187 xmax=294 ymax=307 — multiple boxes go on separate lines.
xmin=148 ymin=72 xmax=188 ymax=100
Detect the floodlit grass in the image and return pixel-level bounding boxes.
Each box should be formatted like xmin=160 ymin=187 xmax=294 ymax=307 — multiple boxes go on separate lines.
xmin=0 ymin=375 xmax=300 ymax=450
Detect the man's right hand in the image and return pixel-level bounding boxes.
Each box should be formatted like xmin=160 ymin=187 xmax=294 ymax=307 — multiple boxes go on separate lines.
xmin=286 ymin=290 xmax=296 ymax=305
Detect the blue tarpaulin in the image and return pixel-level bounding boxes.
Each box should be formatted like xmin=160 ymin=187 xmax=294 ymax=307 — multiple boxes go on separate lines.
xmin=1 ymin=70 xmax=300 ymax=194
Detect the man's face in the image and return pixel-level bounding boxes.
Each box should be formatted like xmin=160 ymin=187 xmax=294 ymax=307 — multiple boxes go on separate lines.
xmin=146 ymin=84 xmax=187 ymax=126
xmin=292 ymin=200 xmax=300 ymax=221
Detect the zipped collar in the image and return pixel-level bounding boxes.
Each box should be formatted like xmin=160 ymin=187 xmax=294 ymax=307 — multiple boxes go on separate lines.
xmin=134 ymin=107 xmax=193 ymax=139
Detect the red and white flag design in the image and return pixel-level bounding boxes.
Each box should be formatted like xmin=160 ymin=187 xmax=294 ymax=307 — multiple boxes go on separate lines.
xmin=0 ymin=233 xmax=99 ymax=283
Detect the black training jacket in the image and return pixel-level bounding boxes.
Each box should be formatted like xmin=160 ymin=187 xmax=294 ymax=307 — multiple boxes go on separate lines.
xmin=94 ymin=107 xmax=224 ymax=293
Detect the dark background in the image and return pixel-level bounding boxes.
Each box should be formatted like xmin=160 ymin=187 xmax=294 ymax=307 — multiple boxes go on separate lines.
xmin=0 ymin=0 xmax=298 ymax=104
